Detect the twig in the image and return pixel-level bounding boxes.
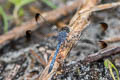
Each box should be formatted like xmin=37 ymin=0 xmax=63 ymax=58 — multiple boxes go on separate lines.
xmin=30 ymin=49 xmax=46 ymax=67
xmin=29 ymin=53 xmax=36 ymax=69
xmin=103 ymin=37 xmax=120 ymax=43
xmin=39 ymin=0 xmax=120 ymax=80
xmin=0 ymin=0 xmax=82 ymax=49
xmin=5 ymin=64 xmax=21 ymax=80
xmin=83 ymin=46 xmax=120 ymax=63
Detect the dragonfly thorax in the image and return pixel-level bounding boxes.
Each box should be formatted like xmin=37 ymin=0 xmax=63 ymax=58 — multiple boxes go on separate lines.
xmin=57 ymin=31 xmax=67 ymax=43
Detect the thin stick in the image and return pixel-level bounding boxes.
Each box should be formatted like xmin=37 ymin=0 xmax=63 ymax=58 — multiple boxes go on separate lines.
xmin=30 ymin=49 xmax=46 ymax=67
xmin=5 ymin=64 xmax=21 ymax=80
xmin=83 ymin=47 xmax=120 ymax=63
xmin=79 ymin=2 xmax=120 ymax=14
xmin=103 ymin=37 xmax=120 ymax=43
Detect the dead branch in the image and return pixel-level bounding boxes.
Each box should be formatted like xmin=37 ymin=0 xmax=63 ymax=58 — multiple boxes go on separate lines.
xmin=83 ymin=46 xmax=120 ymax=63
xmin=103 ymin=37 xmax=120 ymax=43
xmin=39 ymin=0 xmax=120 ymax=80
xmin=0 ymin=0 xmax=82 ymax=49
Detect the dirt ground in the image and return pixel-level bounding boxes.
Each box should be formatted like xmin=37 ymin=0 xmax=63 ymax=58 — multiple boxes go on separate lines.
xmin=0 ymin=0 xmax=120 ymax=80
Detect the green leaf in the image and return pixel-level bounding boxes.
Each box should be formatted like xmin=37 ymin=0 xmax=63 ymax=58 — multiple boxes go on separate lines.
xmin=9 ymin=0 xmax=36 ymax=22
xmin=0 ymin=6 xmax=8 ymax=33
xmin=42 ymin=0 xmax=57 ymax=9
xmin=18 ymin=8 xmax=24 ymax=17
xmin=104 ymin=59 xmax=109 ymax=68
xmin=110 ymin=61 xmax=120 ymax=80
xmin=104 ymin=59 xmax=120 ymax=80
xmin=108 ymin=64 xmax=116 ymax=80
xmin=19 ymin=0 xmax=35 ymax=8
xmin=9 ymin=0 xmax=21 ymax=6
xmin=9 ymin=0 xmax=35 ymax=8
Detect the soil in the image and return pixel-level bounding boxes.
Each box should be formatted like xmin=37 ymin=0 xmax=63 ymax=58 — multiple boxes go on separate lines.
xmin=0 ymin=0 xmax=120 ymax=80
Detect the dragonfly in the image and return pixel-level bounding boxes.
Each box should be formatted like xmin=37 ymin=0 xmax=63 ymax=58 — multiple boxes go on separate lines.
xmin=47 ymin=22 xmax=108 ymax=73
xmin=35 ymin=13 xmax=70 ymax=73
xmin=48 ymin=26 xmax=70 ymax=73
xmin=34 ymin=13 xmax=108 ymax=73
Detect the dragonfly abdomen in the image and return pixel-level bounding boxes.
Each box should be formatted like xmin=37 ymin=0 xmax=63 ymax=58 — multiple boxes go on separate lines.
xmin=48 ymin=42 xmax=61 ymax=73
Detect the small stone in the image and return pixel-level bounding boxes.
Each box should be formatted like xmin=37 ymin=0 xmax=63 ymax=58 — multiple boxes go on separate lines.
xmin=115 ymin=58 xmax=120 ymax=67
xmin=46 ymin=50 xmax=52 ymax=54
xmin=39 ymin=47 xmax=45 ymax=52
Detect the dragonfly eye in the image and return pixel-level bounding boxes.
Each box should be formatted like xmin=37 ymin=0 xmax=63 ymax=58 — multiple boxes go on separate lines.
xmin=61 ymin=26 xmax=70 ymax=33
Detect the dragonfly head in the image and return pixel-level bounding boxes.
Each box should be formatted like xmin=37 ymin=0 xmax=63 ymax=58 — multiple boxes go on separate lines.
xmin=61 ymin=26 xmax=70 ymax=33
